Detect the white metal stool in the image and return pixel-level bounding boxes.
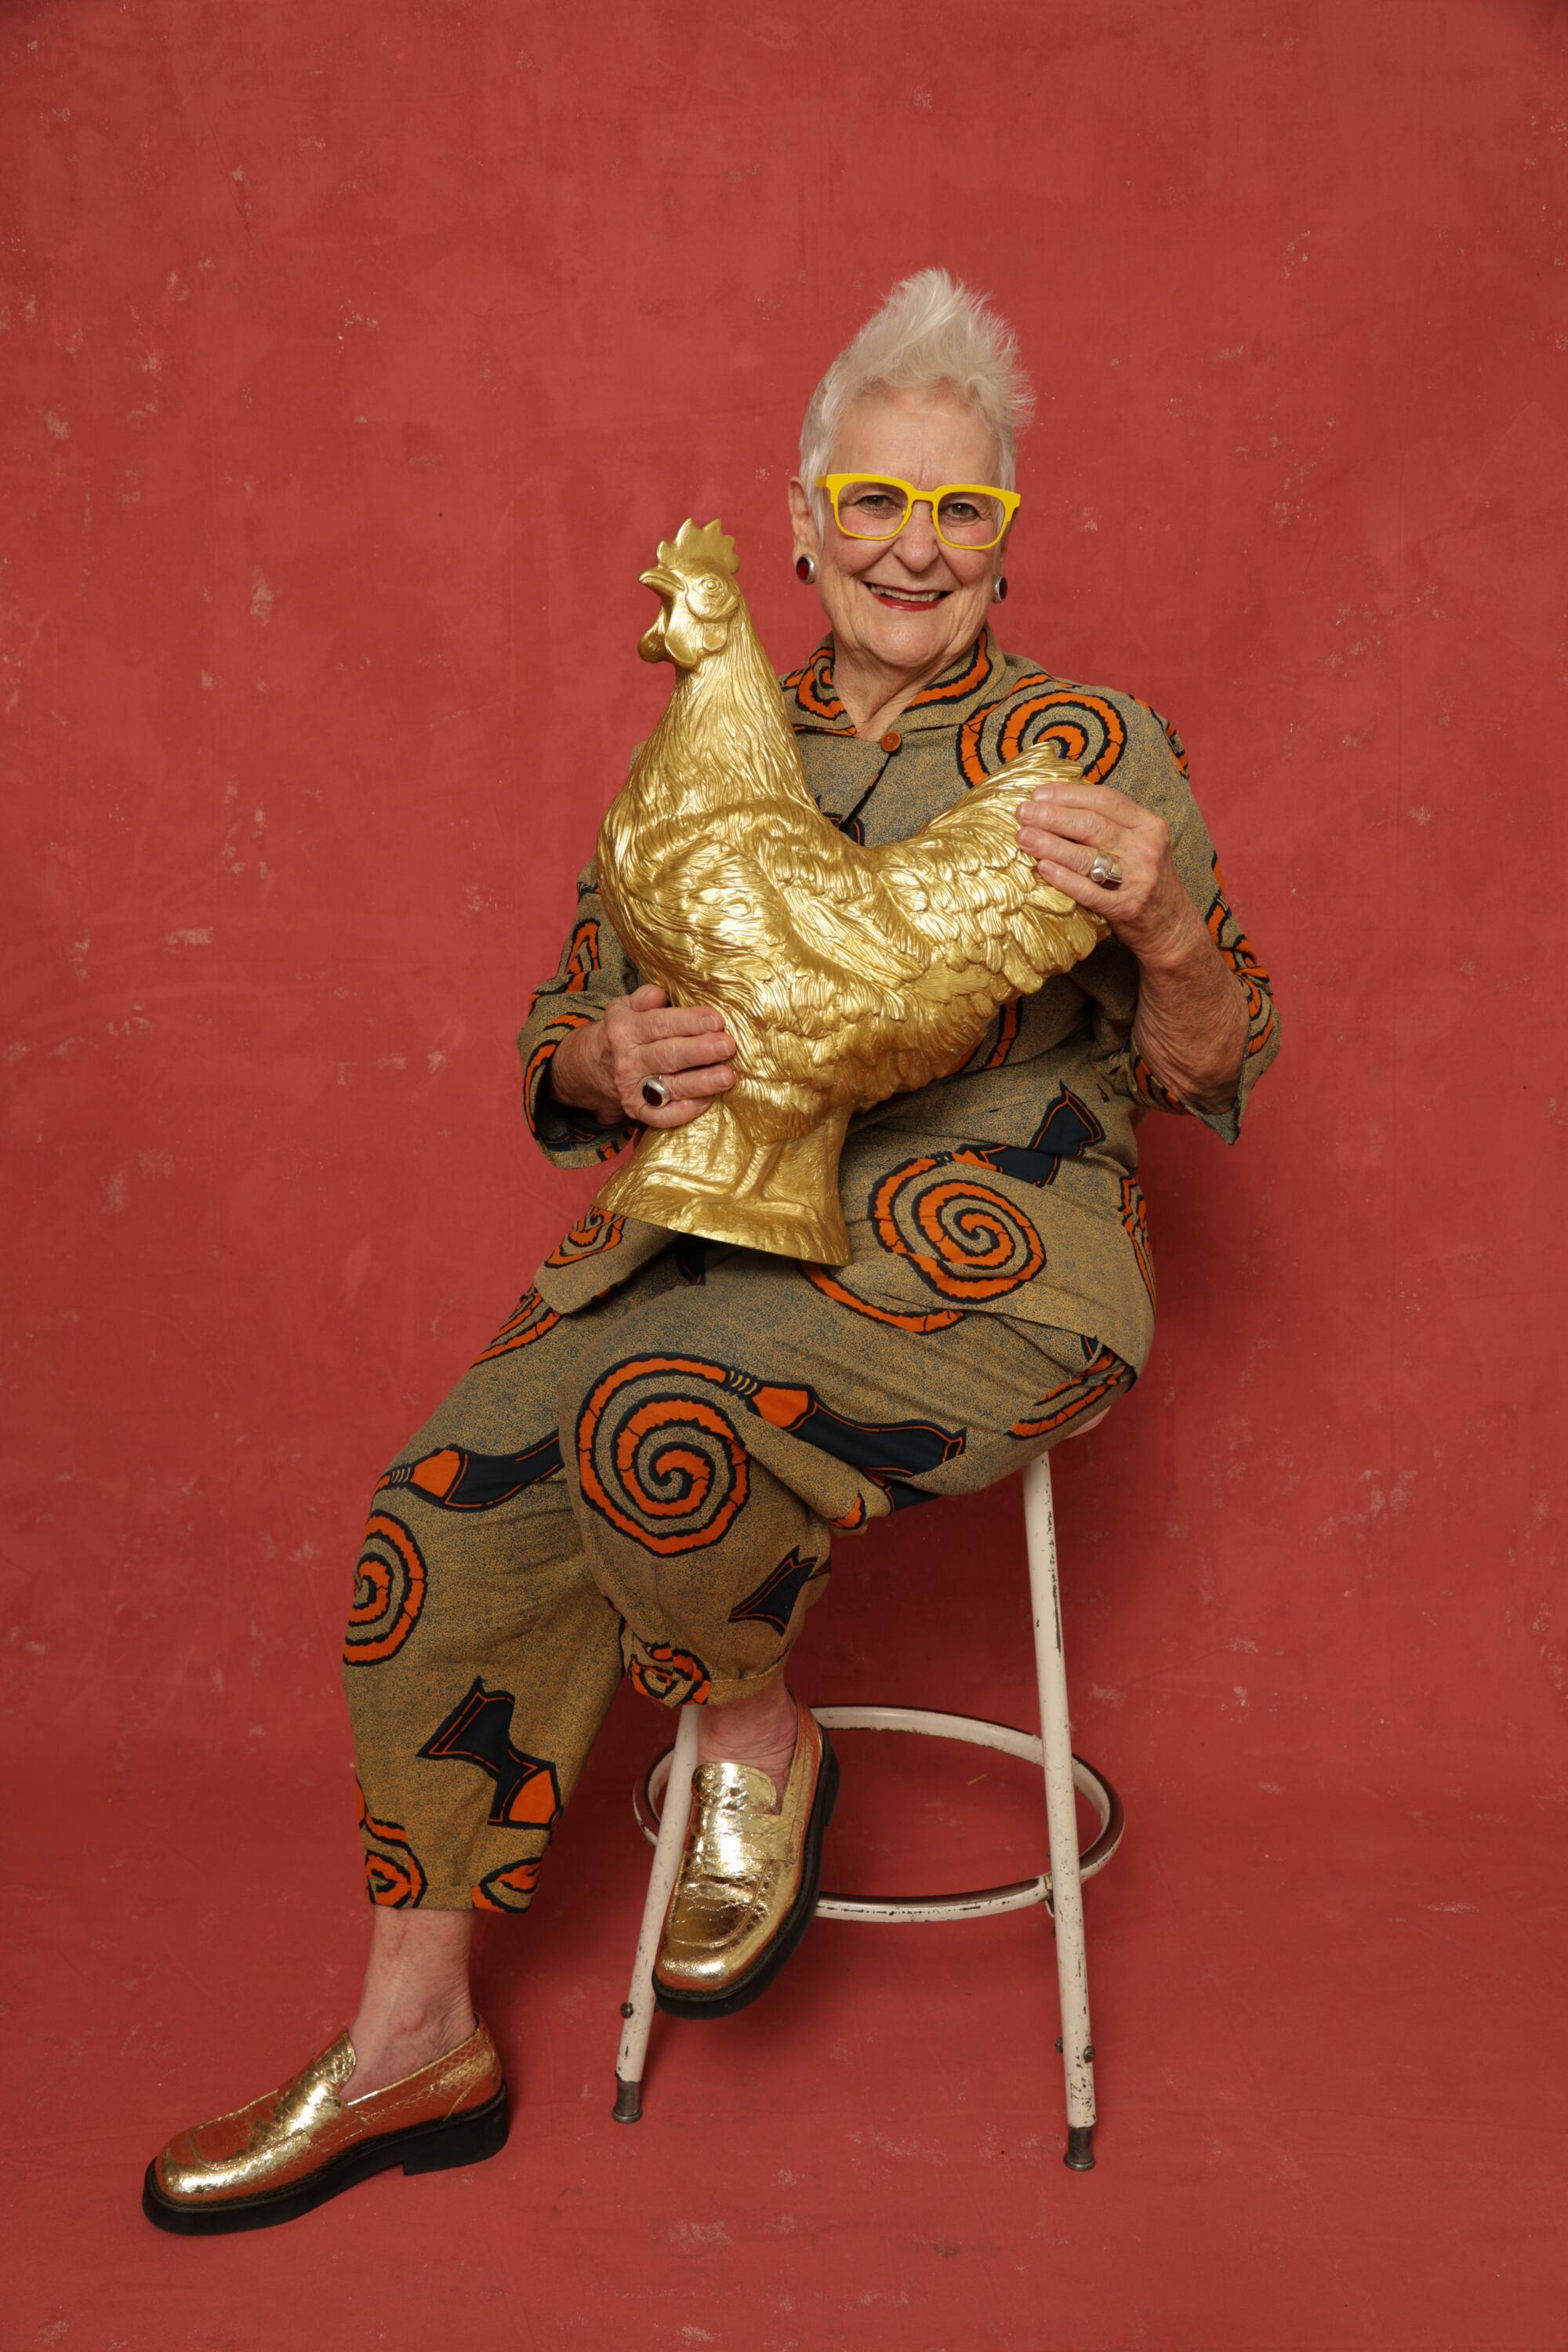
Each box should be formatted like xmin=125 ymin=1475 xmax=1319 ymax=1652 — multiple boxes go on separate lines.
xmin=612 ymin=1433 xmax=1124 ymax=2169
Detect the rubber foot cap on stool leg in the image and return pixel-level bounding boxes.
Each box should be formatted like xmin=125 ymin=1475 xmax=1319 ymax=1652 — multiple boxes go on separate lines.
xmin=612 ymin=2077 xmax=642 ymax=2125
xmin=1064 ymin=2124 xmax=1095 ymax=2170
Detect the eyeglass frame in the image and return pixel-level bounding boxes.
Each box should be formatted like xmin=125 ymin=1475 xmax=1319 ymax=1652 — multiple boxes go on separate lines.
xmin=815 ymin=473 xmax=1022 ymax=553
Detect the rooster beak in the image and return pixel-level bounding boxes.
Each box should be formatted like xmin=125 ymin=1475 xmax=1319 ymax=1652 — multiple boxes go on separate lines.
xmin=637 ymin=573 xmax=675 ymax=667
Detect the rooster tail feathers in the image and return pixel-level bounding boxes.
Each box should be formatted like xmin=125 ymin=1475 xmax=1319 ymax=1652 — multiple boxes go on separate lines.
xmin=870 ymin=754 xmax=1109 ymax=989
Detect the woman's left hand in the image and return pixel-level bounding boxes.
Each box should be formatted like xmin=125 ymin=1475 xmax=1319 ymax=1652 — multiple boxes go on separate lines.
xmin=1016 ymin=779 xmax=1201 ymax=971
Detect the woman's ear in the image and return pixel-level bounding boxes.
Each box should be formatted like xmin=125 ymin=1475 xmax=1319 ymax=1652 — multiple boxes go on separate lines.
xmin=786 ymin=474 xmax=820 ymax=566
xmin=991 ymin=518 xmax=1016 ymax=600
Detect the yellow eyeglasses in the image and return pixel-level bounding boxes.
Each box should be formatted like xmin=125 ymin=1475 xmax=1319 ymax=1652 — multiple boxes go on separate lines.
xmin=816 ymin=474 xmax=1021 ymax=552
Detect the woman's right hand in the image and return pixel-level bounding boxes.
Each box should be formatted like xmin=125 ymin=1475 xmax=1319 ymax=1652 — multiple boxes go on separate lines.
xmin=548 ymin=984 xmax=739 ymax=1130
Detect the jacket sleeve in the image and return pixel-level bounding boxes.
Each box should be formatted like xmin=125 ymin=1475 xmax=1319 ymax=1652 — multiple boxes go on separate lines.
xmin=1088 ymin=696 xmax=1282 ymax=1145
xmin=515 ymin=858 xmax=643 ymax=1167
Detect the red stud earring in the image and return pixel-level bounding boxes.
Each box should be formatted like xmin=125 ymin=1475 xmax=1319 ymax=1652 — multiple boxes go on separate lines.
xmin=795 ymin=554 xmax=817 ymax=584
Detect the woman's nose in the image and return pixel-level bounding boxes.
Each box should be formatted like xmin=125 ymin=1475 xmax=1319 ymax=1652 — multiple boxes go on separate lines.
xmin=893 ymin=501 xmax=942 ymax=566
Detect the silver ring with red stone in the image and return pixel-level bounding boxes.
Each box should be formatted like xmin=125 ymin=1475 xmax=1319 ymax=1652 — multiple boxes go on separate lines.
xmin=641 ymin=1074 xmax=672 ymax=1109
xmin=1088 ymin=852 xmax=1123 ymax=889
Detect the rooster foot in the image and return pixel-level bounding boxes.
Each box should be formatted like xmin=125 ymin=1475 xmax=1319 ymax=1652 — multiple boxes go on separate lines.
xmin=594 ymin=1102 xmax=851 ymax=1265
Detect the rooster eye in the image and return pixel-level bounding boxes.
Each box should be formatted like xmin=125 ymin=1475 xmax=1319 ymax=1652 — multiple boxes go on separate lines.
xmin=687 ymin=575 xmax=728 ymax=618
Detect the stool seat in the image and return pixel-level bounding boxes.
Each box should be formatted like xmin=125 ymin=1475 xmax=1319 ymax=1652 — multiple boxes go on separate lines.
xmin=612 ymin=1443 xmax=1118 ymax=2171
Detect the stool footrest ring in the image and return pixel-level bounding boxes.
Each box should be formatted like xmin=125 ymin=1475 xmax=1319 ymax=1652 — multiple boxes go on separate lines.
xmin=632 ymin=1703 xmax=1123 ymax=1925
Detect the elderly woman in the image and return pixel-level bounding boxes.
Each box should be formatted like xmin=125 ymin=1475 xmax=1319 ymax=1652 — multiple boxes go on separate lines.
xmin=145 ymin=270 xmax=1279 ymax=2230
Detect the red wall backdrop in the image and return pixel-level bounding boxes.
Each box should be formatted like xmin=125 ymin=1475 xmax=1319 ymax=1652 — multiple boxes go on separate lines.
xmin=4 ymin=2 xmax=1564 ymax=2346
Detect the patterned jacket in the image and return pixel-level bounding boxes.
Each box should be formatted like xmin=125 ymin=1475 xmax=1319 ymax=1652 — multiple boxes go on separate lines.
xmin=514 ymin=628 xmax=1280 ymax=1377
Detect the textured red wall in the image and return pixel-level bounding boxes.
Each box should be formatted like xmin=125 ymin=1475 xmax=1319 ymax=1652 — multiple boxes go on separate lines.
xmin=7 ymin=8 xmax=1567 ymax=2345
xmin=5 ymin=1 xmax=1563 ymax=1799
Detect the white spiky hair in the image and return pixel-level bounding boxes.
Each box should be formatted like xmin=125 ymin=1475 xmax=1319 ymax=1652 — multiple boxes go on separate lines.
xmin=799 ymin=268 xmax=1034 ymax=526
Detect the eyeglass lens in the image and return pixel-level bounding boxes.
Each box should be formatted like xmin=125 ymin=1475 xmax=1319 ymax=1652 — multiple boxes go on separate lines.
xmin=835 ymin=479 xmax=1007 ymax=548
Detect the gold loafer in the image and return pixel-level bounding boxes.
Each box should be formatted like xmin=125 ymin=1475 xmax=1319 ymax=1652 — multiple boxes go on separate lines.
xmin=142 ymin=2016 xmax=508 ymax=2234
xmin=653 ymin=1700 xmax=839 ymax=2019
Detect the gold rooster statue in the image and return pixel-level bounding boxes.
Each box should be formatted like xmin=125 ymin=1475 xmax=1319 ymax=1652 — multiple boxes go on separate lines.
xmin=590 ymin=519 xmax=1108 ymax=1265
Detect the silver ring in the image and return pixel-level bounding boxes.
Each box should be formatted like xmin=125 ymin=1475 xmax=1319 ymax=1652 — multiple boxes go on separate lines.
xmin=1088 ymin=851 xmax=1123 ymax=888
xmin=641 ymin=1074 xmax=671 ymax=1109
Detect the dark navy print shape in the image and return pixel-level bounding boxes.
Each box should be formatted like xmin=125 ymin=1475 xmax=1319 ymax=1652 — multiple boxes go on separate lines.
xmin=956 ymin=1083 xmax=1106 ymax=1188
xmin=378 ymin=1435 xmax=564 ymax=1511
xmin=417 ymin=1680 xmax=561 ymax=1828
xmin=728 ymin=1545 xmax=829 ymax=1635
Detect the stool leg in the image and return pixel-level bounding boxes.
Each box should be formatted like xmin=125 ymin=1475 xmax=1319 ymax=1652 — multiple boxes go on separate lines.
xmin=613 ymin=1701 xmax=700 ymax=2122
xmin=1023 ymin=1451 xmax=1098 ymax=2171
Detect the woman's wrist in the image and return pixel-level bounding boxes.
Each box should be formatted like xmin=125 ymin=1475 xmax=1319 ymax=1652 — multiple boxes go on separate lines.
xmin=1131 ymin=923 xmax=1250 ymax=1109
xmin=1126 ymin=895 xmax=1209 ymax=978
xmin=546 ymin=1025 xmax=622 ymax=1125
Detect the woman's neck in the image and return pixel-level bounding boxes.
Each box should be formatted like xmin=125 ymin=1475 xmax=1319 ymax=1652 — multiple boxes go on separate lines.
xmin=830 ymin=633 xmax=977 ymax=741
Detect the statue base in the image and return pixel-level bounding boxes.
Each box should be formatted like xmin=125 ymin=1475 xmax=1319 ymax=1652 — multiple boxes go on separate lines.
xmin=593 ymin=1100 xmax=851 ymax=1265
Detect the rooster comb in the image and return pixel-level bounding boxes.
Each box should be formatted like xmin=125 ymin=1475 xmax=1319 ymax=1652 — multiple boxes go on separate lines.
xmin=655 ymin=517 xmax=739 ymax=577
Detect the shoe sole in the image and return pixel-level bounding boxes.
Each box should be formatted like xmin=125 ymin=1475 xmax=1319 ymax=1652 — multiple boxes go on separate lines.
xmin=652 ymin=1729 xmax=840 ymax=2021
xmin=140 ymin=2083 xmax=510 ymax=2235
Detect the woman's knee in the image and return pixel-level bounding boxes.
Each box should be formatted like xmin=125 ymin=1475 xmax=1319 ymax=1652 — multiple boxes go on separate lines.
xmin=554 ymin=1328 xmax=759 ymax=1566
xmin=342 ymin=1486 xmax=434 ymax=1677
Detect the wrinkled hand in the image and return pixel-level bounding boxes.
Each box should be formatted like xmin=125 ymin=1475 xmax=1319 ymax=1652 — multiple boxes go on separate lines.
xmin=549 ymin=984 xmax=738 ymax=1129
xmin=1016 ymin=780 xmax=1201 ymax=970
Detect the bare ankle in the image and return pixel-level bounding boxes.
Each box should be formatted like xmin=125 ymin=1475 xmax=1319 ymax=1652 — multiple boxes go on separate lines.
xmin=346 ymin=1997 xmax=476 ymax=2099
xmin=347 ymin=1907 xmax=478 ymax=2096
xmin=697 ymin=1681 xmax=801 ymax=1806
xmin=365 ymin=1991 xmax=475 ymax=2047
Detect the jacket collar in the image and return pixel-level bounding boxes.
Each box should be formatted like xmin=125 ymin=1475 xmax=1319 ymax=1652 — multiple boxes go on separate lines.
xmin=781 ymin=627 xmax=1009 ymax=739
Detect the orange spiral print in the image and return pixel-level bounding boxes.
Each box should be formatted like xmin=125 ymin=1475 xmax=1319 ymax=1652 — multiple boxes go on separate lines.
xmin=1000 ymin=691 xmax=1127 ymax=781
xmin=1001 ymin=709 xmax=1087 ymax=767
xmin=942 ymin=997 xmax=1025 ymax=1083
xmin=544 ymin=1205 xmax=626 ymax=1269
xmin=803 ymin=1265 xmax=964 ymax=1333
xmin=956 ymin=679 xmax=1128 ymax=789
xmin=563 ymin=918 xmax=601 ymax=992
xmin=522 ymin=1010 xmax=594 ymax=1137
xmin=1011 ymin=1344 xmax=1132 ymax=1439
xmin=787 ymin=644 xmax=850 ymax=724
xmin=980 ymin=1000 xmax=1022 ymax=1070
xmin=1155 ymin=708 xmax=1190 ymax=775
xmin=474 ymin=1285 xmax=561 ymax=1364
xmin=343 ymin=1512 xmax=426 ymax=1665
xmin=870 ymin=1158 xmax=1046 ymax=1302
xmin=1120 ymin=1174 xmax=1156 ymax=1306
xmin=356 ymin=1778 xmax=427 ymax=1908
xmin=473 ymin=1857 xmax=543 ymax=1913
xmin=576 ymin=1356 xmax=750 ymax=1555
xmin=955 ymin=671 xmax=1051 ymax=785
xmin=624 ymin=1639 xmax=714 ymax=1706
xmin=1206 ymin=884 xmax=1274 ymax=1051
xmin=1129 ymin=1051 xmax=1188 ymax=1114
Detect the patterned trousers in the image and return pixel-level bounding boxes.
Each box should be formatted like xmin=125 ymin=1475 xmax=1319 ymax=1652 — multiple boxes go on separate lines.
xmin=341 ymin=1238 xmax=1133 ymax=1910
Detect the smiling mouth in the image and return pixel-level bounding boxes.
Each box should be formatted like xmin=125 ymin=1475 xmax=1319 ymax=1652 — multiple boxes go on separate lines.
xmin=864 ymin=583 xmax=949 ymax=608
